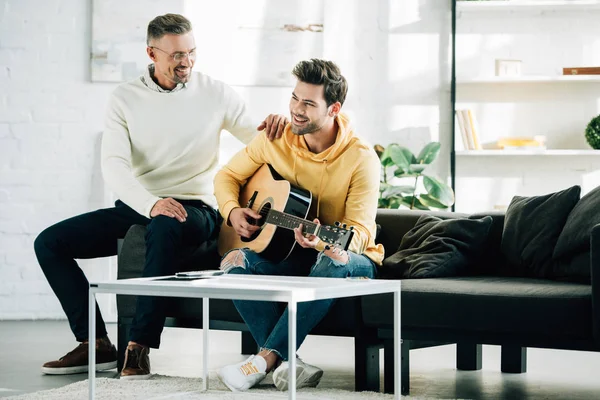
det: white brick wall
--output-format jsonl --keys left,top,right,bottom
{"left": 0, "top": 0, "right": 451, "bottom": 320}
{"left": 0, "top": 0, "right": 117, "bottom": 320}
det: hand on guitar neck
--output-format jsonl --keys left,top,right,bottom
{"left": 294, "top": 219, "right": 349, "bottom": 264}
{"left": 228, "top": 207, "right": 263, "bottom": 239}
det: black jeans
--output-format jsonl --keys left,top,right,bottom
{"left": 34, "top": 199, "right": 221, "bottom": 348}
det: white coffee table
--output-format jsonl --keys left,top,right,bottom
{"left": 88, "top": 274, "right": 401, "bottom": 400}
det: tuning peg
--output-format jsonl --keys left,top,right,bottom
{"left": 342, "top": 223, "right": 347, "bottom": 229}
{"left": 350, "top": 226, "right": 354, "bottom": 231}
{"left": 335, "top": 221, "right": 340, "bottom": 227}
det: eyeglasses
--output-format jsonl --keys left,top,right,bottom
{"left": 150, "top": 46, "right": 197, "bottom": 62}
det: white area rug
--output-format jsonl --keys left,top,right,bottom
{"left": 6, "top": 372, "right": 418, "bottom": 400}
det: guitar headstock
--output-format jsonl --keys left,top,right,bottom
{"left": 317, "top": 222, "right": 354, "bottom": 251}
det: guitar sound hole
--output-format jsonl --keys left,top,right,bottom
{"left": 240, "top": 202, "right": 271, "bottom": 243}
{"left": 255, "top": 203, "right": 271, "bottom": 227}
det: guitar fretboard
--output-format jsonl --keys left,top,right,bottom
{"left": 260, "top": 208, "right": 318, "bottom": 235}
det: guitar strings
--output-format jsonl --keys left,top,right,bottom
{"left": 248, "top": 205, "right": 317, "bottom": 232}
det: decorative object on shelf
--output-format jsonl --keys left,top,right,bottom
{"left": 563, "top": 67, "right": 600, "bottom": 75}
{"left": 495, "top": 59, "right": 522, "bottom": 77}
{"left": 374, "top": 142, "right": 455, "bottom": 210}
{"left": 455, "top": 109, "right": 482, "bottom": 150}
{"left": 497, "top": 136, "right": 546, "bottom": 150}
{"left": 585, "top": 114, "right": 600, "bottom": 150}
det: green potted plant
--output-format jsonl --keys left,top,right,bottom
{"left": 374, "top": 142, "right": 455, "bottom": 210}
{"left": 585, "top": 113, "right": 600, "bottom": 150}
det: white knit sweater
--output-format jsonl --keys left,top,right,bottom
{"left": 101, "top": 72, "right": 256, "bottom": 217}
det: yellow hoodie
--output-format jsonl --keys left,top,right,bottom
{"left": 214, "top": 114, "right": 385, "bottom": 265}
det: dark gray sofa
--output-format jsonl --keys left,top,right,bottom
{"left": 116, "top": 209, "right": 599, "bottom": 395}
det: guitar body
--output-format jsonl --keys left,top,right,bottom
{"left": 218, "top": 164, "right": 312, "bottom": 263}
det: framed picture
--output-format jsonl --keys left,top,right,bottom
{"left": 91, "top": 0, "right": 324, "bottom": 86}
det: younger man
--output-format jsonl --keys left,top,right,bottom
{"left": 214, "top": 59, "right": 384, "bottom": 391}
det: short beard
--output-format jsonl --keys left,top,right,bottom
{"left": 172, "top": 72, "right": 189, "bottom": 84}
{"left": 291, "top": 121, "right": 321, "bottom": 136}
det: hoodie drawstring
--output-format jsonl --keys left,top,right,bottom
{"left": 316, "top": 159, "right": 328, "bottom": 219}
{"left": 292, "top": 152, "right": 299, "bottom": 186}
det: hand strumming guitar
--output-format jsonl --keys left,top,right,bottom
{"left": 229, "top": 207, "right": 262, "bottom": 238}
{"left": 294, "top": 219, "right": 349, "bottom": 264}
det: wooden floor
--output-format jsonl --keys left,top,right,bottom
{"left": 2, "top": 320, "right": 600, "bottom": 399}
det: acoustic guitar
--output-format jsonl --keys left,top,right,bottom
{"left": 218, "top": 164, "right": 354, "bottom": 263}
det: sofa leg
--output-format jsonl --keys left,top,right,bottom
{"left": 241, "top": 330, "right": 258, "bottom": 355}
{"left": 456, "top": 342, "right": 482, "bottom": 371}
{"left": 384, "top": 339, "right": 409, "bottom": 395}
{"left": 117, "top": 318, "right": 132, "bottom": 372}
{"left": 354, "top": 337, "right": 380, "bottom": 392}
{"left": 501, "top": 345, "right": 527, "bottom": 373}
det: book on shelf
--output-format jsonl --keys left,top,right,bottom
{"left": 563, "top": 67, "right": 600, "bottom": 75}
{"left": 455, "top": 108, "right": 481, "bottom": 150}
{"left": 496, "top": 137, "right": 546, "bottom": 151}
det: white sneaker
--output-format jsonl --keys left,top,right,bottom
{"left": 273, "top": 357, "right": 323, "bottom": 391}
{"left": 217, "top": 355, "right": 267, "bottom": 392}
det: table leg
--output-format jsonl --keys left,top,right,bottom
{"left": 203, "top": 297, "right": 209, "bottom": 391}
{"left": 394, "top": 288, "right": 401, "bottom": 400}
{"left": 88, "top": 289, "right": 96, "bottom": 400}
{"left": 288, "top": 300, "right": 297, "bottom": 400}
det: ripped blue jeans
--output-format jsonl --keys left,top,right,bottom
{"left": 220, "top": 248, "right": 377, "bottom": 361}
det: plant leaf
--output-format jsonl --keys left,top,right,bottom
{"left": 423, "top": 176, "right": 455, "bottom": 207}
{"left": 378, "top": 197, "right": 390, "bottom": 208}
{"left": 416, "top": 142, "right": 441, "bottom": 164}
{"left": 388, "top": 144, "right": 410, "bottom": 171}
{"left": 393, "top": 169, "right": 419, "bottom": 178}
{"left": 419, "top": 194, "right": 450, "bottom": 209}
{"left": 379, "top": 182, "right": 391, "bottom": 193}
{"left": 400, "top": 196, "right": 429, "bottom": 210}
{"left": 408, "top": 164, "right": 427, "bottom": 174}
{"left": 380, "top": 146, "right": 395, "bottom": 167}
{"left": 399, "top": 147, "right": 417, "bottom": 165}
{"left": 389, "top": 198, "right": 402, "bottom": 209}
{"left": 382, "top": 185, "right": 415, "bottom": 197}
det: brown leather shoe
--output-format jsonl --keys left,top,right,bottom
{"left": 42, "top": 336, "right": 117, "bottom": 375}
{"left": 120, "top": 343, "right": 151, "bottom": 380}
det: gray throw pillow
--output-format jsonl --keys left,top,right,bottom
{"left": 553, "top": 185, "right": 600, "bottom": 260}
{"left": 501, "top": 185, "right": 581, "bottom": 278}
{"left": 381, "top": 215, "right": 493, "bottom": 279}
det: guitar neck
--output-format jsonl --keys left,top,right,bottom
{"left": 265, "top": 209, "right": 319, "bottom": 235}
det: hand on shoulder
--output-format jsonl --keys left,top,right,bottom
{"left": 257, "top": 114, "right": 289, "bottom": 141}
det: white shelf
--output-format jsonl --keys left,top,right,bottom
{"left": 456, "top": 149, "right": 600, "bottom": 156}
{"left": 457, "top": 75, "right": 600, "bottom": 84}
{"left": 457, "top": 0, "right": 600, "bottom": 12}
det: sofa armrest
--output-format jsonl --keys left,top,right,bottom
{"left": 591, "top": 223, "right": 600, "bottom": 340}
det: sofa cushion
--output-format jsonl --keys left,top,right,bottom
{"left": 551, "top": 186, "right": 600, "bottom": 282}
{"left": 362, "top": 277, "right": 592, "bottom": 340}
{"left": 501, "top": 186, "right": 581, "bottom": 278}
{"left": 380, "top": 215, "right": 493, "bottom": 278}
{"left": 468, "top": 212, "right": 507, "bottom": 275}
{"left": 374, "top": 209, "right": 466, "bottom": 257}
{"left": 554, "top": 186, "right": 600, "bottom": 260}
{"left": 552, "top": 251, "right": 591, "bottom": 283}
